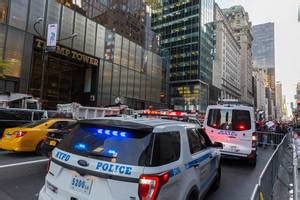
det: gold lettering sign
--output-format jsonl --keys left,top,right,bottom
{"left": 35, "top": 38, "right": 99, "bottom": 67}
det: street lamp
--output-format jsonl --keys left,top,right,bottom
{"left": 33, "top": 18, "right": 77, "bottom": 107}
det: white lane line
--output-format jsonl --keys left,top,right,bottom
{"left": 0, "top": 159, "right": 49, "bottom": 169}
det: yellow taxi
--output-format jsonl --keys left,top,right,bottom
{"left": 0, "top": 118, "right": 76, "bottom": 154}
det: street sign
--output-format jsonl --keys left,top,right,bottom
{"left": 46, "top": 24, "right": 57, "bottom": 52}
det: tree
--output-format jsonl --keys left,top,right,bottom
{"left": 144, "top": 0, "right": 161, "bottom": 9}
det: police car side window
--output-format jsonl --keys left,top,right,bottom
{"left": 151, "top": 132, "right": 180, "bottom": 166}
{"left": 187, "top": 128, "right": 206, "bottom": 154}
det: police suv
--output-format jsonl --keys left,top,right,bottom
{"left": 39, "top": 118, "right": 222, "bottom": 200}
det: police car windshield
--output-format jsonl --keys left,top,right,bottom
{"left": 57, "top": 121, "right": 153, "bottom": 166}
{"left": 207, "top": 109, "right": 251, "bottom": 131}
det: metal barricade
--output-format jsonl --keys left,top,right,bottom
{"left": 257, "top": 131, "right": 285, "bottom": 148}
{"left": 250, "top": 133, "right": 295, "bottom": 200}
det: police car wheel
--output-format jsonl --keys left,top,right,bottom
{"left": 186, "top": 186, "right": 199, "bottom": 200}
{"left": 248, "top": 156, "right": 257, "bottom": 167}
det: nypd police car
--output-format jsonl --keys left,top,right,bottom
{"left": 39, "top": 118, "right": 222, "bottom": 200}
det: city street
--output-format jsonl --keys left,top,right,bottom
{"left": 0, "top": 148, "right": 274, "bottom": 200}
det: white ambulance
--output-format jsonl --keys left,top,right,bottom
{"left": 203, "top": 102, "right": 257, "bottom": 166}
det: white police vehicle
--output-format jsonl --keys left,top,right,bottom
{"left": 39, "top": 118, "right": 222, "bottom": 200}
{"left": 204, "top": 103, "right": 257, "bottom": 166}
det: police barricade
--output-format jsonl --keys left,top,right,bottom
{"left": 257, "top": 131, "right": 285, "bottom": 148}
{"left": 250, "top": 133, "right": 295, "bottom": 200}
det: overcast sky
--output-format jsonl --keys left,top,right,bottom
{"left": 216, "top": 0, "right": 300, "bottom": 116}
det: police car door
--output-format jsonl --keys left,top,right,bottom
{"left": 186, "top": 128, "right": 215, "bottom": 194}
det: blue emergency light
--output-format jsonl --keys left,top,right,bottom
{"left": 74, "top": 143, "right": 88, "bottom": 151}
{"left": 96, "top": 128, "right": 127, "bottom": 138}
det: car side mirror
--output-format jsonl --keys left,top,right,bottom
{"left": 212, "top": 142, "right": 223, "bottom": 149}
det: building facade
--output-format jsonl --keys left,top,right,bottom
{"left": 275, "top": 81, "right": 283, "bottom": 120}
{"left": 253, "top": 68, "right": 267, "bottom": 114}
{"left": 223, "top": 6, "right": 253, "bottom": 105}
{"left": 213, "top": 3, "right": 241, "bottom": 100}
{"left": 152, "top": 0, "right": 215, "bottom": 112}
{"left": 0, "top": 0, "right": 165, "bottom": 110}
{"left": 252, "top": 23, "right": 276, "bottom": 119}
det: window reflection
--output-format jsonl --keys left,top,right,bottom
{"left": 60, "top": 6, "right": 74, "bottom": 47}
{"left": 0, "top": 24, "right": 5, "bottom": 58}
{"left": 0, "top": 0, "right": 8, "bottom": 24}
{"left": 4, "top": 27, "right": 24, "bottom": 78}
{"left": 9, "top": 0, "right": 29, "bottom": 30}
{"left": 28, "top": 0, "right": 46, "bottom": 35}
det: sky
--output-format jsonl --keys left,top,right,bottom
{"left": 216, "top": 0, "right": 300, "bottom": 116}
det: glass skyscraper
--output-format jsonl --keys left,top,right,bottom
{"left": 152, "top": 0, "right": 215, "bottom": 112}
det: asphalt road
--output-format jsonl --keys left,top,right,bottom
{"left": 0, "top": 148, "right": 274, "bottom": 200}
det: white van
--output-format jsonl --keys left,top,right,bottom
{"left": 203, "top": 104, "right": 257, "bottom": 166}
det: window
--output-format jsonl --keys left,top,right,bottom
{"left": 58, "top": 122, "right": 153, "bottom": 166}
{"left": 151, "top": 132, "right": 180, "bottom": 166}
{"left": 85, "top": 19, "right": 96, "bottom": 55}
{"left": 207, "top": 109, "right": 251, "bottom": 131}
{"left": 60, "top": 6, "right": 74, "bottom": 47}
{"left": 95, "top": 25, "right": 105, "bottom": 58}
{"left": 0, "top": 24, "right": 5, "bottom": 59}
{"left": 4, "top": 27, "right": 25, "bottom": 78}
{"left": 27, "top": 0, "right": 46, "bottom": 35}
{"left": 49, "top": 121, "right": 69, "bottom": 129}
{"left": 73, "top": 13, "right": 86, "bottom": 51}
{"left": 187, "top": 128, "right": 206, "bottom": 154}
{"left": 9, "top": 0, "right": 29, "bottom": 30}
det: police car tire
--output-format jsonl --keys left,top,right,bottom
{"left": 186, "top": 186, "right": 199, "bottom": 200}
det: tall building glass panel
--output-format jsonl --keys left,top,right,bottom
{"left": 60, "top": 6, "right": 74, "bottom": 47}
{"left": 120, "top": 67, "right": 128, "bottom": 96}
{"left": 140, "top": 74, "right": 146, "bottom": 100}
{"left": 112, "top": 64, "right": 120, "bottom": 96}
{"left": 95, "top": 24, "right": 105, "bottom": 59}
{"left": 121, "top": 38, "right": 129, "bottom": 67}
{"left": 0, "top": 24, "right": 5, "bottom": 58}
{"left": 134, "top": 71, "right": 140, "bottom": 99}
{"left": 4, "top": 27, "right": 25, "bottom": 78}
{"left": 46, "top": 0, "right": 61, "bottom": 36}
{"left": 113, "top": 34, "right": 122, "bottom": 65}
{"left": 27, "top": 0, "right": 46, "bottom": 35}
{"left": 129, "top": 41, "right": 136, "bottom": 69}
{"left": 73, "top": 13, "right": 86, "bottom": 51}
{"left": 127, "top": 69, "right": 134, "bottom": 98}
{"left": 135, "top": 45, "right": 142, "bottom": 72}
{"left": 102, "top": 61, "right": 112, "bottom": 95}
{"left": 9, "top": 0, "right": 29, "bottom": 30}
{"left": 85, "top": 19, "right": 96, "bottom": 55}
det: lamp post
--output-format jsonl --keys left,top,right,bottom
{"left": 33, "top": 18, "right": 77, "bottom": 107}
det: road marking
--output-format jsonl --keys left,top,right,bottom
{"left": 0, "top": 159, "right": 49, "bottom": 169}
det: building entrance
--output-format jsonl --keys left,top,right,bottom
{"left": 29, "top": 49, "right": 98, "bottom": 110}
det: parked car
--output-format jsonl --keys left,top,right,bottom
{"left": 0, "top": 108, "right": 46, "bottom": 138}
{"left": 0, "top": 118, "right": 76, "bottom": 154}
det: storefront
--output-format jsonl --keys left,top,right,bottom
{"left": 0, "top": 0, "right": 166, "bottom": 110}
{"left": 28, "top": 38, "right": 99, "bottom": 109}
